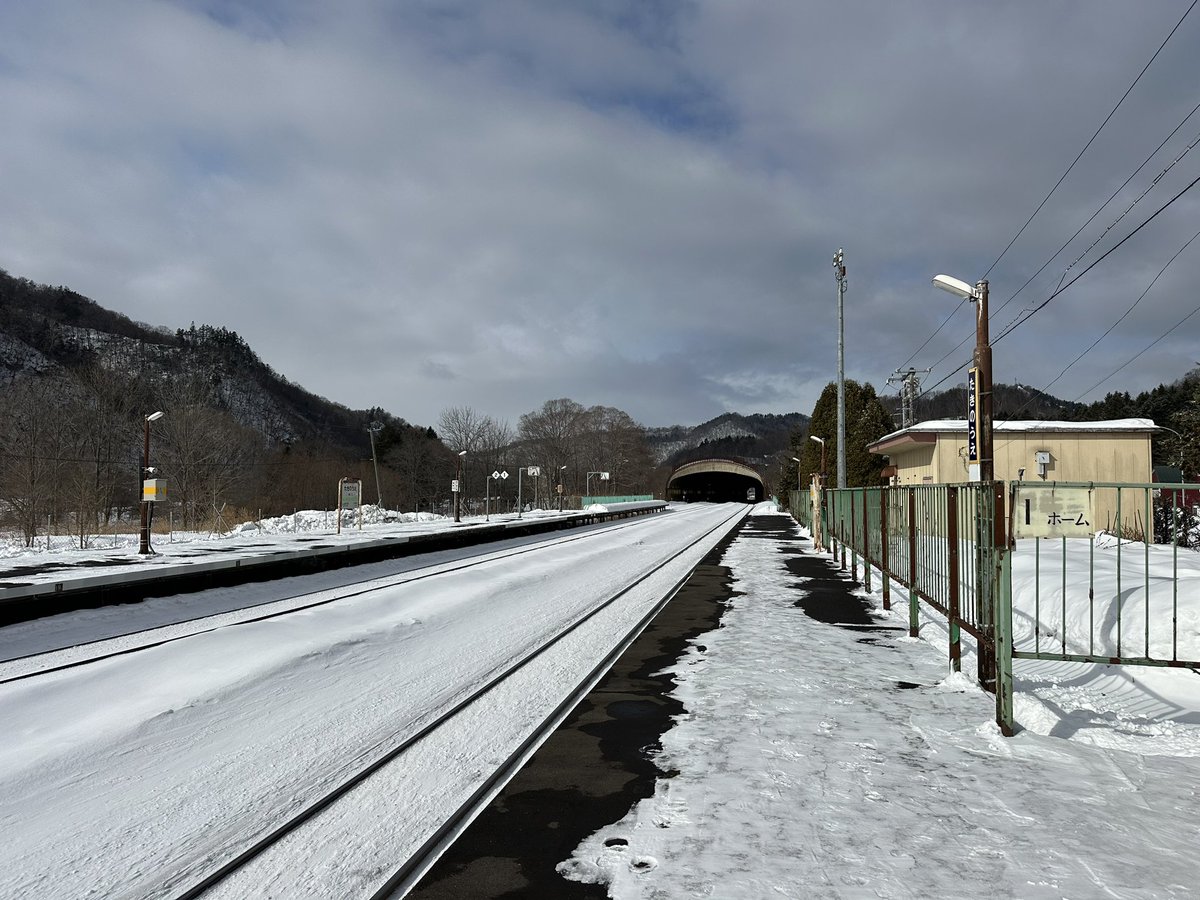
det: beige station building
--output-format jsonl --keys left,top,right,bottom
{"left": 867, "top": 418, "right": 1159, "bottom": 535}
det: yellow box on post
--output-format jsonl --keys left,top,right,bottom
{"left": 142, "top": 479, "right": 168, "bottom": 502}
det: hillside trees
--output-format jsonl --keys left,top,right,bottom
{"left": 0, "top": 377, "right": 71, "bottom": 545}
{"left": 152, "top": 377, "right": 263, "bottom": 529}
{"left": 778, "top": 380, "right": 893, "bottom": 497}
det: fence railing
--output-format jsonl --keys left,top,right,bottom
{"left": 1008, "top": 482, "right": 1200, "bottom": 670}
{"left": 787, "top": 480, "right": 1200, "bottom": 736}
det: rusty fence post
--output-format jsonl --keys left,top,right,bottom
{"left": 908, "top": 487, "right": 918, "bottom": 638}
{"left": 862, "top": 489, "right": 872, "bottom": 592}
{"left": 947, "top": 486, "right": 962, "bottom": 673}
{"left": 880, "top": 488, "right": 890, "bottom": 610}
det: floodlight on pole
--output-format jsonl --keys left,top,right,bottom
{"left": 931, "top": 273, "right": 992, "bottom": 483}
{"left": 932, "top": 270, "right": 1002, "bottom": 703}
{"left": 931, "top": 274, "right": 978, "bottom": 300}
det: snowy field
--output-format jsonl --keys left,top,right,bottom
{"left": 0, "top": 502, "right": 741, "bottom": 899}
{"left": 561, "top": 503, "right": 1200, "bottom": 898}
{"left": 4, "top": 501, "right": 1199, "bottom": 898}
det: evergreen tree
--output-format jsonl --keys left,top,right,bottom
{"left": 779, "top": 380, "right": 894, "bottom": 495}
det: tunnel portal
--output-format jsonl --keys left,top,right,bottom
{"left": 666, "top": 459, "right": 765, "bottom": 504}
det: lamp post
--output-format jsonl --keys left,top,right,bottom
{"left": 1156, "top": 425, "right": 1186, "bottom": 470}
{"left": 810, "top": 435, "right": 827, "bottom": 480}
{"left": 932, "top": 274, "right": 992, "bottom": 482}
{"left": 558, "top": 465, "right": 567, "bottom": 512}
{"left": 453, "top": 450, "right": 467, "bottom": 522}
{"left": 139, "top": 411, "right": 164, "bottom": 555}
{"left": 933, "top": 273, "right": 1002, "bottom": 703}
{"left": 790, "top": 456, "right": 801, "bottom": 489}
{"left": 834, "top": 248, "right": 847, "bottom": 489}
{"left": 367, "top": 421, "right": 384, "bottom": 507}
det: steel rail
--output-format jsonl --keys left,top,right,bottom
{"left": 167, "top": 504, "right": 748, "bottom": 900}
{"left": 0, "top": 513, "right": 667, "bottom": 686}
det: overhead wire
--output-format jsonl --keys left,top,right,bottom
{"left": 988, "top": 224, "right": 1200, "bottom": 458}
{"left": 981, "top": 0, "right": 1198, "bottom": 279}
{"left": 1071, "top": 300, "right": 1200, "bottom": 403}
{"left": 908, "top": 168, "right": 1200, "bottom": 414}
{"left": 988, "top": 97, "right": 1200, "bottom": 332}
{"left": 994, "top": 170, "right": 1200, "bottom": 344}
{"left": 885, "top": 6, "right": 1199, "bottom": 391}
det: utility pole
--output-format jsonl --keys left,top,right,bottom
{"left": 887, "top": 368, "right": 930, "bottom": 429}
{"left": 833, "top": 248, "right": 847, "bottom": 489}
{"left": 367, "top": 421, "right": 384, "bottom": 507}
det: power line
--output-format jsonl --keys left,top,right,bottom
{"left": 913, "top": 173, "right": 1200, "bottom": 424}
{"left": 987, "top": 225, "right": 1200, "bottom": 458}
{"left": 1039, "top": 225, "right": 1200, "bottom": 397}
{"left": 995, "top": 170, "right": 1200, "bottom": 344}
{"left": 982, "top": 0, "right": 1198, "bottom": 279}
{"left": 988, "top": 97, "right": 1200, "bottom": 332}
{"left": 1075, "top": 301, "right": 1200, "bottom": 403}
{"left": 887, "top": 90, "right": 1200, "bottom": 389}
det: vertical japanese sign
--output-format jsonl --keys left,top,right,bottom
{"left": 966, "top": 366, "right": 979, "bottom": 464}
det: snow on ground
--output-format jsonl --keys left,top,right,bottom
{"left": 0, "top": 503, "right": 740, "bottom": 899}
{"left": 561, "top": 502, "right": 1200, "bottom": 898}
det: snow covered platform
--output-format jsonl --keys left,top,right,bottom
{"left": 0, "top": 503, "right": 666, "bottom": 624}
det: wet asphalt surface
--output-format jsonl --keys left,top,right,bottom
{"left": 407, "top": 513, "right": 898, "bottom": 898}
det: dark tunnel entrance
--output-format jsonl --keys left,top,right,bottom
{"left": 666, "top": 459, "right": 765, "bottom": 504}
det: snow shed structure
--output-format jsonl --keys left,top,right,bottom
{"left": 667, "top": 459, "right": 764, "bottom": 503}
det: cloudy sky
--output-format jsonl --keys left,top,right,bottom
{"left": 2, "top": 1, "right": 1198, "bottom": 429}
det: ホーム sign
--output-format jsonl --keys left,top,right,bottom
{"left": 1013, "top": 485, "right": 1093, "bottom": 539}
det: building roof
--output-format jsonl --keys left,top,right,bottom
{"left": 868, "top": 418, "right": 1157, "bottom": 456}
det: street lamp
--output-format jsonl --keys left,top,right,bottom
{"left": 558, "top": 465, "right": 567, "bottom": 512}
{"left": 809, "top": 435, "right": 827, "bottom": 480}
{"left": 139, "top": 411, "right": 164, "bottom": 555}
{"left": 1156, "top": 425, "right": 1186, "bottom": 470}
{"left": 932, "top": 273, "right": 993, "bottom": 482}
{"left": 454, "top": 450, "right": 467, "bottom": 522}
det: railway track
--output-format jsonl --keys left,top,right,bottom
{"left": 0, "top": 514, "right": 665, "bottom": 686}
{"left": 159, "top": 503, "right": 749, "bottom": 900}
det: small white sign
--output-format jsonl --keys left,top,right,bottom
{"left": 500, "top": 470, "right": 509, "bottom": 479}
{"left": 451, "top": 479, "right": 460, "bottom": 493}
{"left": 527, "top": 466, "right": 541, "bottom": 477}
{"left": 340, "top": 480, "right": 362, "bottom": 509}
{"left": 492, "top": 470, "right": 501, "bottom": 480}
{"left": 1013, "top": 486, "right": 1094, "bottom": 539}
{"left": 600, "top": 471, "right": 610, "bottom": 480}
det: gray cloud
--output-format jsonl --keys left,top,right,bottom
{"left": 2, "top": 0, "right": 1197, "bottom": 430}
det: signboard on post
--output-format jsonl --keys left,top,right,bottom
{"left": 337, "top": 477, "right": 363, "bottom": 534}
{"left": 1013, "top": 485, "right": 1094, "bottom": 539}
{"left": 966, "top": 367, "right": 980, "bottom": 482}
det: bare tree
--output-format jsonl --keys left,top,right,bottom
{"left": 153, "top": 378, "right": 261, "bottom": 530}
{"left": 0, "top": 376, "right": 72, "bottom": 546}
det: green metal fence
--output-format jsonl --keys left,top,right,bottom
{"left": 789, "top": 483, "right": 1014, "bottom": 735}
{"left": 787, "top": 480, "right": 1200, "bottom": 736}
{"left": 1009, "top": 482, "right": 1200, "bottom": 671}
